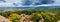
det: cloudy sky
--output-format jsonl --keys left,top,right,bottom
{"left": 54, "top": 0, "right": 60, "bottom": 4}
{"left": 5, "top": 0, "right": 60, "bottom": 4}
{"left": 0, "top": 0, "right": 60, "bottom": 7}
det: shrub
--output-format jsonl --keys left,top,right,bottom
{"left": 8, "top": 13, "right": 21, "bottom": 22}
{"left": 31, "top": 13, "right": 41, "bottom": 22}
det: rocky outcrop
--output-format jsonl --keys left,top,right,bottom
{"left": 57, "top": 20, "right": 60, "bottom": 22}
{"left": 0, "top": 15, "right": 11, "bottom": 22}
{"left": 39, "top": 16, "right": 44, "bottom": 22}
{"left": 18, "top": 14, "right": 44, "bottom": 22}
{"left": 18, "top": 14, "right": 34, "bottom": 22}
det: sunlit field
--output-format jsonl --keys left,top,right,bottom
{"left": 0, "top": 6, "right": 60, "bottom": 22}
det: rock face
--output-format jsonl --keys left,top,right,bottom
{"left": 18, "top": 14, "right": 34, "bottom": 22}
{"left": 23, "top": 15, "right": 34, "bottom": 22}
{"left": 19, "top": 14, "right": 44, "bottom": 22}
{"left": 39, "top": 16, "right": 44, "bottom": 22}
{"left": 57, "top": 20, "right": 60, "bottom": 22}
{"left": 39, "top": 18, "right": 44, "bottom": 22}
{"left": 0, "top": 15, "right": 11, "bottom": 22}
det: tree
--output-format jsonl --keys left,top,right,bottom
{"left": 2, "top": 11, "right": 13, "bottom": 18}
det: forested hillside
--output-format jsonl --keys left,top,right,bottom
{"left": 0, "top": 7, "right": 60, "bottom": 22}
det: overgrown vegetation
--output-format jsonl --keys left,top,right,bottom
{"left": 31, "top": 13, "right": 41, "bottom": 22}
{"left": 0, "top": 8, "right": 60, "bottom": 22}
{"left": 8, "top": 13, "right": 21, "bottom": 22}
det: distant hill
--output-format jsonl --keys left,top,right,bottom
{"left": 0, "top": 6, "right": 60, "bottom": 11}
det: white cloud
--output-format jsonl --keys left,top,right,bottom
{"left": 54, "top": 0, "right": 60, "bottom": 4}
{"left": 0, "top": 0, "right": 60, "bottom": 7}
{"left": 0, "top": 0, "right": 23, "bottom": 7}
{"left": 0, "top": 2, "right": 15, "bottom": 7}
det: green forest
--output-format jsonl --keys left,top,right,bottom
{"left": 0, "top": 8, "right": 60, "bottom": 22}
